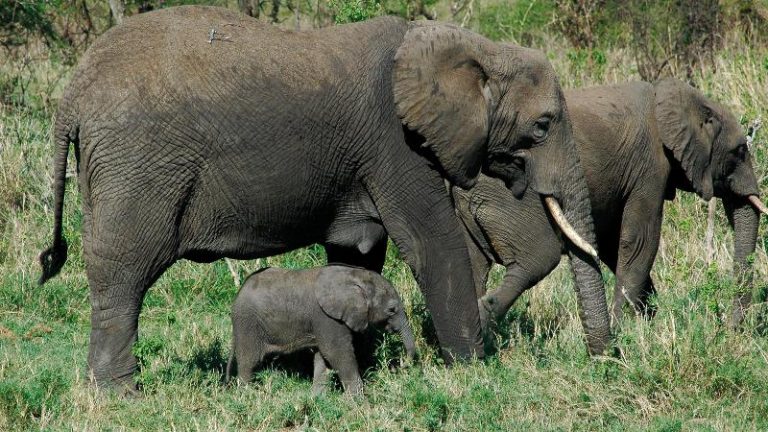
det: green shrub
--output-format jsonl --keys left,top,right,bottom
{"left": 328, "top": 0, "right": 382, "bottom": 23}
{"left": 477, "top": 0, "right": 555, "bottom": 43}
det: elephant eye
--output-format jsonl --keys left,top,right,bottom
{"left": 386, "top": 305, "right": 398, "bottom": 316}
{"left": 533, "top": 118, "right": 550, "bottom": 140}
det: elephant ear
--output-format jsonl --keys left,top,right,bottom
{"left": 654, "top": 79, "right": 717, "bottom": 201}
{"left": 393, "top": 22, "right": 495, "bottom": 189}
{"left": 315, "top": 277, "right": 370, "bottom": 333}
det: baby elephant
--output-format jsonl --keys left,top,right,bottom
{"left": 226, "top": 265, "right": 417, "bottom": 396}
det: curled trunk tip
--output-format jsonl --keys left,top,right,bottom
{"left": 395, "top": 311, "right": 418, "bottom": 360}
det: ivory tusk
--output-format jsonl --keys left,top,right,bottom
{"left": 544, "top": 196, "right": 599, "bottom": 258}
{"left": 748, "top": 195, "right": 768, "bottom": 215}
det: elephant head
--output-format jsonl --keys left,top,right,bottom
{"left": 316, "top": 269, "right": 417, "bottom": 359}
{"left": 393, "top": 22, "right": 610, "bottom": 354}
{"left": 655, "top": 78, "right": 766, "bottom": 326}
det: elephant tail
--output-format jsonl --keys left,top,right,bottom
{"left": 225, "top": 346, "right": 236, "bottom": 382}
{"left": 38, "top": 114, "right": 76, "bottom": 285}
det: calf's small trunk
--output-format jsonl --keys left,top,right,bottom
{"left": 393, "top": 310, "right": 417, "bottom": 360}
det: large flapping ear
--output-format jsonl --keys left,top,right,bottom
{"left": 654, "top": 78, "right": 716, "bottom": 200}
{"left": 315, "top": 277, "right": 370, "bottom": 333}
{"left": 393, "top": 21, "right": 496, "bottom": 189}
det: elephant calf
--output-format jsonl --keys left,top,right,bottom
{"left": 226, "top": 265, "right": 416, "bottom": 396}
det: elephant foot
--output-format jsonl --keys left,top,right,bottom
{"left": 87, "top": 356, "right": 140, "bottom": 397}
{"left": 88, "top": 374, "right": 141, "bottom": 399}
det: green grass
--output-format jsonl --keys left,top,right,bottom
{"left": 2, "top": 3, "right": 768, "bottom": 430}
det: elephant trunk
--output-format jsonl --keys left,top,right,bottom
{"left": 723, "top": 196, "right": 760, "bottom": 328}
{"left": 392, "top": 310, "right": 417, "bottom": 360}
{"left": 551, "top": 144, "right": 610, "bottom": 356}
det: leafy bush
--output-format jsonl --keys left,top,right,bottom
{"left": 328, "top": 0, "right": 382, "bottom": 23}
{"left": 0, "top": 1, "right": 62, "bottom": 48}
{"left": 477, "top": 0, "right": 555, "bottom": 44}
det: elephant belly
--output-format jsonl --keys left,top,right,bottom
{"left": 178, "top": 169, "right": 342, "bottom": 262}
{"left": 177, "top": 165, "right": 382, "bottom": 263}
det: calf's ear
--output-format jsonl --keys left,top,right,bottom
{"left": 316, "top": 282, "right": 370, "bottom": 333}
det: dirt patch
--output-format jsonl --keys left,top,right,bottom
{"left": 0, "top": 325, "right": 17, "bottom": 340}
{"left": 24, "top": 324, "right": 53, "bottom": 339}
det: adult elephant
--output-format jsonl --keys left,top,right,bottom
{"left": 38, "top": 6, "right": 610, "bottom": 388}
{"left": 456, "top": 79, "right": 765, "bottom": 330}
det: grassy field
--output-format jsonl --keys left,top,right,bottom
{"left": 2, "top": 2, "right": 768, "bottom": 430}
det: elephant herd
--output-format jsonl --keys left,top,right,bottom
{"left": 35, "top": 6, "right": 764, "bottom": 392}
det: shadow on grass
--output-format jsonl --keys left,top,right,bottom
{"left": 187, "top": 338, "right": 229, "bottom": 377}
{"left": 222, "top": 328, "right": 412, "bottom": 392}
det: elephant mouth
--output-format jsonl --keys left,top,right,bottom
{"left": 482, "top": 151, "right": 528, "bottom": 197}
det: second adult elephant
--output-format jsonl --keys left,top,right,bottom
{"left": 456, "top": 79, "right": 765, "bottom": 328}
{"left": 38, "top": 7, "right": 609, "bottom": 387}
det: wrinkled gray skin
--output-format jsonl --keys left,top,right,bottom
{"left": 455, "top": 79, "right": 763, "bottom": 329}
{"left": 38, "top": 6, "right": 609, "bottom": 388}
{"left": 225, "top": 266, "right": 416, "bottom": 396}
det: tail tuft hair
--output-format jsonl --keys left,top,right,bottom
{"left": 38, "top": 239, "right": 68, "bottom": 285}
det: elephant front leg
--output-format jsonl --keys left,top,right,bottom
{"left": 612, "top": 199, "right": 663, "bottom": 326}
{"left": 367, "top": 169, "right": 484, "bottom": 363}
{"left": 317, "top": 326, "right": 363, "bottom": 397}
{"left": 480, "top": 254, "right": 560, "bottom": 352}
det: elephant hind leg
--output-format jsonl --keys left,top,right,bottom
{"left": 83, "top": 200, "right": 180, "bottom": 389}
{"left": 233, "top": 346, "right": 266, "bottom": 384}
{"left": 311, "top": 352, "right": 331, "bottom": 395}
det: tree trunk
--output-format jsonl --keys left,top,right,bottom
{"left": 295, "top": 0, "right": 300, "bottom": 31}
{"left": 238, "top": 0, "right": 254, "bottom": 17}
{"left": 109, "top": 0, "right": 126, "bottom": 25}
{"left": 270, "top": 0, "right": 280, "bottom": 23}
